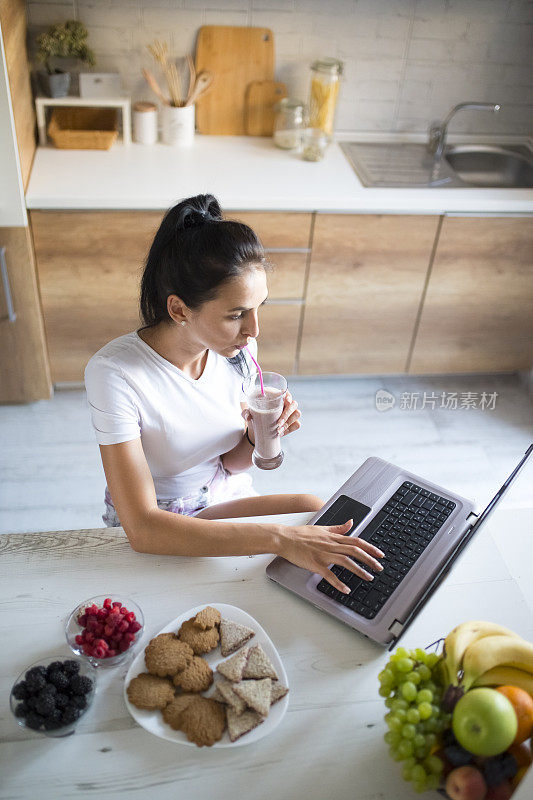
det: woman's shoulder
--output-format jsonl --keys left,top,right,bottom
{"left": 84, "top": 332, "right": 141, "bottom": 383}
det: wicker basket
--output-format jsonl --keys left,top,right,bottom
{"left": 47, "top": 107, "right": 119, "bottom": 150}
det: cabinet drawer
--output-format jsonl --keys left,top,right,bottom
{"left": 257, "top": 304, "right": 301, "bottom": 376}
{"left": 230, "top": 211, "right": 312, "bottom": 249}
{"left": 267, "top": 252, "right": 307, "bottom": 299}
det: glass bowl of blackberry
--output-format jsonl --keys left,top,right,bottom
{"left": 10, "top": 655, "right": 96, "bottom": 737}
{"left": 65, "top": 595, "right": 144, "bottom": 668}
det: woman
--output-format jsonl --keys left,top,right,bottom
{"left": 84, "top": 194, "right": 384, "bottom": 593}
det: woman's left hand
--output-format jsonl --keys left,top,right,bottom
{"left": 277, "top": 391, "right": 301, "bottom": 437}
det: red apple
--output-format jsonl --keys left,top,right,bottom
{"left": 445, "top": 765, "right": 487, "bottom": 800}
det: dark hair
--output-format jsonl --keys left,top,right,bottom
{"left": 139, "top": 194, "right": 269, "bottom": 376}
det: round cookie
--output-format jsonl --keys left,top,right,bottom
{"left": 162, "top": 693, "right": 197, "bottom": 731}
{"left": 178, "top": 618, "right": 219, "bottom": 655}
{"left": 173, "top": 656, "right": 213, "bottom": 693}
{"left": 126, "top": 672, "right": 175, "bottom": 710}
{"left": 145, "top": 633, "right": 194, "bottom": 677}
{"left": 193, "top": 606, "right": 221, "bottom": 631}
{"left": 179, "top": 696, "right": 226, "bottom": 747}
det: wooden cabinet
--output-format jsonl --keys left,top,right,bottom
{"left": 31, "top": 210, "right": 310, "bottom": 382}
{"left": 298, "top": 214, "right": 440, "bottom": 375}
{"left": 409, "top": 216, "right": 533, "bottom": 374}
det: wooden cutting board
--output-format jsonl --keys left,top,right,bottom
{"left": 195, "top": 26, "right": 274, "bottom": 135}
{"left": 245, "top": 80, "right": 287, "bottom": 136}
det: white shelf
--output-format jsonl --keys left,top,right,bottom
{"left": 35, "top": 95, "right": 131, "bottom": 146}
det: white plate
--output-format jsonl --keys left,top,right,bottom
{"left": 123, "top": 603, "right": 289, "bottom": 747}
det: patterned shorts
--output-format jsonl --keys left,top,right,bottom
{"left": 102, "top": 462, "right": 258, "bottom": 527}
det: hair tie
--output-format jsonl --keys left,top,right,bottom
{"left": 182, "top": 209, "right": 208, "bottom": 230}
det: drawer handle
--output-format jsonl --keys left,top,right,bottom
{"left": 0, "top": 247, "right": 17, "bottom": 323}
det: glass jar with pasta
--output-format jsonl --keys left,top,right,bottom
{"left": 308, "top": 58, "right": 343, "bottom": 140}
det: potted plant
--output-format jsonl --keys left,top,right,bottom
{"left": 36, "top": 20, "right": 96, "bottom": 98}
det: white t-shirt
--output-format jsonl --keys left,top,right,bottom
{"left": 84, "top": 332, "right": 257, "bottom": 499}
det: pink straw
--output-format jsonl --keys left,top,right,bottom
{"left": 245, "top": 346, "right": 265, "bottom": 396}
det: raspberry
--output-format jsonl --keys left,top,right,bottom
{"left": 124, "top": 611, "right": 135, "bottom": 623}
{"left": 12, "top": 681, "right": 28, "bottom": 700}
{"left": 123, "top": 632, "right": 135, "bottom": 644}
{"left": 103, "top": 597, "right": 113, "bottom": 610}
{"left": 129, "top": 621, "right": 141, "bottom": 633}
{"left": 118, "top": 639, "right": 130, "bottom": 653}
{"left": 118, "top": 620, "right": 129, "bottom": 633}
{"left": 107, "top": 649, "right": 116, "bottom": 657}
{"left": 77, "top": 613, "right": 87, "bottom": 626}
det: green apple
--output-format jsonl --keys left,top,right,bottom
{"left": 452, "top": 687, "right": 517, "bottom": 757}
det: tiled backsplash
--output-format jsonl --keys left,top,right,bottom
{"left": 27, "top": 0, "right": 533, "bottom": 135}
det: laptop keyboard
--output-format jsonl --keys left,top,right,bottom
{"left": 316, "top": 481, "right": 456, "bottom": 619}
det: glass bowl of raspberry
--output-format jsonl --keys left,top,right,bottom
{"left": 65, "top": 595, "right": 144, "bottom": 668}
{"left": 10, "top": 655, "right": 96, "bottom": 737}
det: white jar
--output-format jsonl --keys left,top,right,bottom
{"left": 133, "top": 101, "right": 158, "bottom": 145}
{"left": 161, "top": 104, "right": 195, "bottom": 146}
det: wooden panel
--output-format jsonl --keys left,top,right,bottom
{"left": 409, "top": 216, "right": 533, "bottom": 374}
{"left": 267, "top": 252, "right": 307, "bottom": 299}
{"left": 0, "top": 226, "right": 51, "bottom": 402}
{"left": 31, "top": 211, "right": 163, "bottom": 383}
{"left": 229, "top": 211, "right": 312, "bottom": 249}
{"left": 257, "top": 304, "right": 301, "bottom": 376}
{"left": 245, "top": 80, "right": 287, "bottom": 136}
{"left": 0, "top": 0, "right": 36, "bottom": 191}
{"left": 195, "top": 26, "right": 274, "bottom": 135}
{"left": 299, "top": 214, "right": 439, "bottom": 375}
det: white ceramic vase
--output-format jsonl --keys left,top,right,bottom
{"left": 161, "top": 104, "right": 195, "bottom": 146}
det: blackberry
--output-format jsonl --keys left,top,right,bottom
{"left": 41, "top": 683, "right": 57, "bottom": 696}
{"left": 55, "top": 692, "right": 70, "bottom": 710}
{"left": 444, "top": 744, "right": 473, "bottom": 767}
{"left": 61, "top": 706, "right": 81, "bottom": 725}
{"left": 26, "top": 665, "right": 47, "bottom": 681}
{"left": 12, "top": 681, "right": 28, "bottom": 701}
{"left": 25, "top": 712, "right": 45, "bottom": 730}
{"left": 483, "top": 754, "right": 518, "bottom": 787}
{"left": 25, "top": 672, "right": 47, "bottom": 694}
{"left": 71, "top": 694, "right": 87, "bottom": 710}
{"left": 34, "top": 693, "right": 57, "bottom": 717}
{"left": 15, "top": 702, "right": 29, "bottom": 718}
{"left": 63, "top": 660, "right": 80, "bottom": 675}
{"left": 46, "top": 661, "right": 65, "bottom": 679}
{"left": 26, "top": 695, "right": 40, "bottom": 711}
{"left": 48, "top": 670, "right": 70, "bottom": 691}
{"left": 43, "top": 709, "right": 63, "bottom": 730}
{"left": 68, "top": 675, "right": 93, "bottom": 696}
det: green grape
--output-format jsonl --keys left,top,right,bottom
{"left": 418, "top": 664, "right": 431, "bottom": 681}
{"left": 397, "top": 657, "right": 415, "bottom": 673}
{"left": 425, "top": 754, "right": 444, "bottom": 775}
{"left": 415, "top": 744, "right": 429, "bottom": 759}
{"left": 402, "top": 762, "right": 414, "bottom": 781}
{"left": 406, "top": 670, "right": 422, "bottom": 685}
{"left": 395, "top": 647, "right": 409, "bottom": 659}
{"left": 390, "top": 698, "right": 408, "bottom": 711}
{"left": 379, "top": 685, "right": 392, "bottom": 697}
{"left": 425, "top": 681, "right": 437, "bottom": 694}
{"left": 384, "top": 730, "right": 401, "bottom": 746}
{"left": 406, "top": 707, "right": 420, "bottom": 724}
{"left": 425, "top": 717, "right": 440, "bottom": 733}
{"left": 417, "top": 701, "right": 432, "bottom": 720}
{"left": 417, "top": 688, "right": 433, "bottom": 704}
{"left": 411, "top": 765, "right": 427, "bottom": 783}
{"left": 395, "top": 708, "right": 407, "bottom": 722}
{"left": 413, "top": 782, "right": 427, "bottom": 795}
{"left": 398, "top": 739, "right": 414, "bottom": 758}
{"left": 425, "top": 733, "right": 437, "bottom": 749}
{"left": 391, "top": 747, "right": 404, "bottom": 762}
{"left": 384, "top": 697, "right": 394, "bottom": 709}
{"left": 386, "top": 714, "right": 403, "bottom": 732}
{"left": 414, "top": 648, "right": 427, "bottom": 662}
{"left": 426, "top": 774, "right": 440, "bottom": 791}
{"left": 413, "top": 732, "right": 426, "bottom": 749}
{"left": 426, "top": 652, "right": 439, "bottom": 668}
{"left": 378, "top": 668, "right": 394, "bottom": 684}
{"left": 401, "top": 681, "right": 417, "bottom": 702}
{"left": 401, "top": 723, "right": 416, "bottom": 740}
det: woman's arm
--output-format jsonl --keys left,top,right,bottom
{"left": 220, "top": 428, "right": 254, "bottom": 473}
{"left": 99, "top": 439, "right": 385, "bottom": 593}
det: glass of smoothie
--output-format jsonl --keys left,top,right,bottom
{"left": 243, "top": 371, "right": 287, "bottom": 470}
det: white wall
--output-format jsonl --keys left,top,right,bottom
{"left": 26, "top": 0, "right": 533, "bottom": 136}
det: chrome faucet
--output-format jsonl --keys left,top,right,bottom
{"left": 427, "top": 102, "right": 501, "bottom": 159}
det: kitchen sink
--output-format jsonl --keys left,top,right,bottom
{"left": 444, "top": 145, "right": 533, "bottom": 188}
{"left": 340, "top": 141, "right": 533, "bottom": 188}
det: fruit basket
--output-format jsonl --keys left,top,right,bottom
{"left": 47, "top": 107, "right": 118, "bottom": 150}
{"left": 379, "top": 622, "right": 533, "bottom": 797}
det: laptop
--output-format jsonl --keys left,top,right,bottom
{"left": 266, "top": 445, "right": 533, "bottom": 650}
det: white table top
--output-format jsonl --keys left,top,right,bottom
{"left": 1, "top": 509, "right": 533, "bottom": 800}
{"left": 25, "top": 134, "right": 533, "bottom": 214}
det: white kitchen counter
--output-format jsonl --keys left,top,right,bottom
{"left": 25, "top": 135, "right": 533, "bottom": 214}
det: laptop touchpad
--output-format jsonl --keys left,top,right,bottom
{"left": 314, "top": 495, "right": 371, "bottom": 533}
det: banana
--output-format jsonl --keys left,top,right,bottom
{"left": 473, "top": 666, "right": 533, "bottom": 698}
{"left": 462, "top": 635, "right": 533, "bottom": 691}
{"left": 443, "top": 620, "right": 520, "bottom": 686}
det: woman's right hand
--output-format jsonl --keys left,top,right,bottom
{"left": 275, "top": 519, "right": 385, "bottom": 594}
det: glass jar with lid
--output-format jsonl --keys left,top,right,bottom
{"left": 273, "top": 98, "right": 306, "bottom": 150}
{"left": 308, "top": 57, "right": 343, "bottom": 140}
